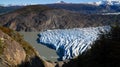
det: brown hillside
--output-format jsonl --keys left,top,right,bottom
{"left": 0, "top": 27, "right": 55, "bottom": 67}
{"left": 0, "top": 5, "right": 119, "bottom": 31}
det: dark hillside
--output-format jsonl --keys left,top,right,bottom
{"left": 0, "top": 6, "right": 22, "bottom": 15}
{"left": 46, "top": 4, "right": 120, "bottom": 14}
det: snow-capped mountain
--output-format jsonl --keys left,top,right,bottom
{"left": 94, "top": 0, "right": 120, "bottom": 6}
{"left": 38, "top": 26, "right": 111, "bottom": 60}
{"left": 56, "top": 1, "right": 67, "bottom": 4}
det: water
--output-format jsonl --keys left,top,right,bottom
{"left": 19, "top": 32, "right": 59, "bottom": 62}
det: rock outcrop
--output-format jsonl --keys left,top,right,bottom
{"left": 0, "top": 27, "right": 55, "bottom": 67}
{"left": 0, "top": 28, "right": 26, "bottom": 67}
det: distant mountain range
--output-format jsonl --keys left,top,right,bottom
{"left": 52, "top": 0, "right": 120, "bottom": 6}
{"left": 94, "top": 0, "right": 120, "bottom": 6}
{"left": 0, "top": 6, "right": 22, "bottom": 15}
{"left": 1, "top": 1, "right": 120, "bottom": 15}
{"left": 46, "top": 3, "right": 120, "bottom": 14}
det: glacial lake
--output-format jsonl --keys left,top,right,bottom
{"left": 19, "top": 32, "right": 59, "bottom": 62}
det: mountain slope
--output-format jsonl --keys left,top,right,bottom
{"left": 46, "top": 4, "right": 120, "bottom": 14}
{"left": 0, "top": 5, "right": 119, "bottom": 31}
{"left": 0, "top": 27, "right": 55, "bottom": 67}
{"left": 0, "top": 6, "right": 22, "bottom": 15}
{"left": 0, "top": 27, "right": 26, "bottom": 66}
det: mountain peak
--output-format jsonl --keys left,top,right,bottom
{"left": 56, "top": 1, "right": 67, "bottom": 4}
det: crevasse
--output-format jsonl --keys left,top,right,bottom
{"left": 38, "top": 26, "right": 111, "bottom": 60}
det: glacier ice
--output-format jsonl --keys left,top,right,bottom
{"left": 38, "top": 26, "right": 111, "bottom": 60}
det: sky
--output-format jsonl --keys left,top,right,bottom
{"left": 0, "top": 0, "right": 100, "bottom": 6}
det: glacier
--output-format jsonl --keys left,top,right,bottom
{"left": 38, "top": 26, "right": 111, "bottom": 60}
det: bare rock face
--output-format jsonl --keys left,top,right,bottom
{"left": 0, "top": 27, "right": 56, "bottom": 67}
{"left": 0, "top": 5, "right": 118, "bottom": 32}
{"left": 0, "top": 30, "right": 26, "bottom": 67}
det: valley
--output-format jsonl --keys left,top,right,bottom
{"left": 0, "top": 0, "right": 120, "bottom": 67}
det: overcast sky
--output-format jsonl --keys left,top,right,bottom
{"left": 0, "top": 0, "right": 101, "bottom": 5}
